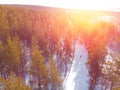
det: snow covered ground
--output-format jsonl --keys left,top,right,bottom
{"left": 63, "top": 43, "right": 89, "bottom": 90}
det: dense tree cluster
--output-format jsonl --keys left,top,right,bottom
{"left": 0, "top": 5, "right": 120, "bottom": 90}
{"left": 0, "top": 5, "right": 74, "bottom": 90}
{"left": 81, "top": 20, "right": 120, "bottom": 90}
{"left": 68, "top": 13, "right": 120, "bottom": 89}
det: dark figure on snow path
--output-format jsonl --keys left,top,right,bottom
{"left": 80, "top": 55, "right": 81, "bottom": 58}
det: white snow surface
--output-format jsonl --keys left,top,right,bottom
{"left": 64, "top": 43, "right": 89, "bottom": 90}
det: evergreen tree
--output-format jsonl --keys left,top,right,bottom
{"left": 49, "top": 57, "right": 62, "bottom": 90}
{"left": 30, "top": 38, "right": 50, "bottom": 90}
{"left": 82, "top": 22, "right": 108, "bottom": 90}
{"left": 4, "top": 34, "right": 21, "bottom": 77}
{"left": 0, "top": 41, "right": 6, "bottom": 77}
{"left": 0, "top": 72, "right": 31, "bottom": 90}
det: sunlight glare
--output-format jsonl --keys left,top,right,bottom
{"left": 0, "top": 0, "right": 120, "bottom": 10}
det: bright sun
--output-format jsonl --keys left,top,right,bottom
{"left": 0, "top": 0, "right": 119, "bottom": 10}
{"left": 66, "top": 0, "right": 117, "bottom": 10}
{"left": 66, "top": 0, "right": 100, "bottom": 9}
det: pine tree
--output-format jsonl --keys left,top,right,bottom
{"left": 0, "top": 41, "right": 6, "bottom": 77}
{"left": 102, "top": 52, "right": 120, "bottom": 90}
{"left": 4, "top": 34, "right": 21, "bottom": 77}
{"left": 49, "top": 57, "right": 62, "bottom": 90}
{"left": 0, "top": 34, "right": 22, "bottom": 78}
{"left": 30, "top": 37, "right": 50, "bottom": 90}
{"left": 82, "top": 22, "right": 108, "bottom": 90}
{"left": 0, "top": 72, "right": 31, "bottom": 90}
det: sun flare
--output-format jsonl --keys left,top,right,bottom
{"left": 0, "top": 0, "right": 120, "bottom": 10}
{"left": 61, "top": 0, "right": 118, "bottom": 10}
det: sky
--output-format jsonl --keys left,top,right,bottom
{"left": 0, "top": 0, "right": 120, "bottom": 10}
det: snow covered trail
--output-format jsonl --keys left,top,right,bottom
{"left": 64, "top": 44, "right": 89, "bottom": 90}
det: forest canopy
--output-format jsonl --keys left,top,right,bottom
{"left": 0, "top": 5, "right": 120, "bottom": 90}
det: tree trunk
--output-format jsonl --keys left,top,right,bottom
{"left": 38, "top": 77, "right": 41, "bottom": 90}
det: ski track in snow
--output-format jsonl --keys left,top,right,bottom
{"left": 64, "top": 44, "right": 89, "bottom": 90}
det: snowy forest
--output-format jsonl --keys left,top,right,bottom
{"left": 0, "top": 5, "right": 120, "bottom": 90}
